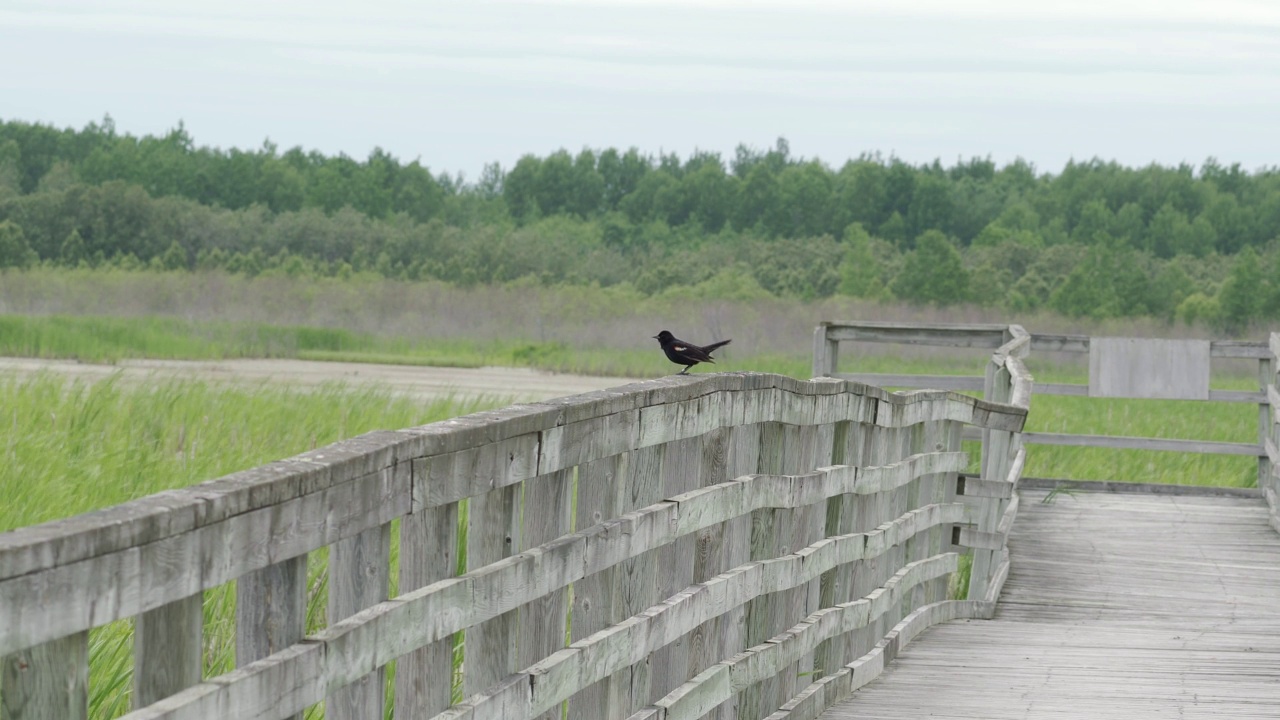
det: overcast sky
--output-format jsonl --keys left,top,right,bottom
{"left": 3, "top": 0, "right": 1279, "bottom": 179}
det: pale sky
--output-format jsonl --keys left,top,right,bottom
{"left": 2, "top": 0, "right": 1279, "bottom": 179}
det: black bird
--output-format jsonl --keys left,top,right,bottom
{"left": 653, "top": 330, "right": 732, "bottom": 375}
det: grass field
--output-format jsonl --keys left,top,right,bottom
{"left": 3, "top": 311, "right": 1268, "bottom": 487}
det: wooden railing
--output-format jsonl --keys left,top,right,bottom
{"left": 1263, "top": 332, "right": 1280, "bottom": 529}
{"left": 1, "top": 356, "right": 1029, "bottom": 720}
{"left": 814, "top": 321, "right": 1274, "bottom": 486}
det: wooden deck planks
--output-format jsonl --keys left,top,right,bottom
{"left": 819, "top": 490, "right": 1280, "bottom": 719}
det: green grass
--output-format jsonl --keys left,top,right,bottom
{"left": 0, "top": 373, "right": 505, "bottom": 719}
{"left": 3, "top": 313, "right": 1269, "bottom": 488}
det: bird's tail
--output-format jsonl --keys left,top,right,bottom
{"left": 701, "top": 339, "right": 732, "bottom": 355}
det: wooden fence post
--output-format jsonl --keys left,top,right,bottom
{"left": 327, "top": 521, "right": 391, "bottom": 720}
{"left": 236, "top": 556, "right": 307, "bottom": 720}
{"left": 395, "top": 500, "right": 460, "bottom": 718}
{"left": 970, "top": 359, "right": 1013, "bottom": 601}
{"left": 134, "top": 594, "right": 203, "bottom": 708}
{"left": 1260, "top": 354, "right": 1274, "bottom": 491}
{"left": 2, "top": 632, "right": 88, "bottom": 720}
{"left": 812, "top": 323, "right": 838, "bottom": 378}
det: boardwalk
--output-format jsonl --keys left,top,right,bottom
{"left": 822, "top": 488, "right": 1280, "bottom": 719}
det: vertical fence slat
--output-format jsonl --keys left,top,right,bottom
{"left": 568, "top": 453, "right": 627, "bottom": 720}
{"left": 236, "top": 555, "right": 307, "bottom": 720}
{"left": 395, "top": 500, "right": 459, "bottom": 718}
{"left": 689, "top": 426, "right": 730, "bottom": 682}
{"left": 464, "top": 483, "right": 522, "bottom": 696}
{"left": 1260, "top": 356, "right": 1274, "bottom": 490}
{"left": 812, "top": 324, "right": 838, "bottom": 378}
{"left": 326, "top": 522, "right": 391, "bottom": 720}
{"left": 781, "top": 419, "right": 835, "bottom": 707}
{"left": 814, "top": 419, "right": 855, "bottom": 679}
{"left": 619, "top": 443, "right": 665, "bottom": 714}
{"left": 134, "top": 593, "right": 203, "bottom": 708}
{"left": 716, "top": 422, "right": 761, "bottom": 720}
{"left": 519, "top": 468, "right": 574, "bottom": 720}
{"left": 971, "top": 361, "right": 1013, "bottom": 601}
{"left": 650, "top": 436, "right": 702, "bottom": 703}
{"left": 2, "top": 632, "right": 88, "bottom": 720}
{"left": 739, "top": 420, "right": 789, "bottom": 720}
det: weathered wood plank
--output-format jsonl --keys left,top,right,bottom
{"left": 395, "top": 501, "right": 459, "bottom": 718}
{"left": 326, "top": 522, "right": 391, "bottom": 720}
{"left": 0, "top": 464, "right": 409, "bottom": 656}
{"left": 2, "top": 632, "right": 88, "bottom": 720}
{"left": 1211, "top": 339, "right": 1272, "bottom": 358}
{"left": 833, "top": 374, "right": 984, "bottom": 392}
{"left": 650, "top": 436, "right": 703, "bottom": 704}
{"left": 1089, "top": 337, "right": 1211, "bottom": 400}
{"left": 1022, "top": 432, "right": 1262, "bottom": 456}
{"left": 235, "top": 554, "right": 306, "bottom": 720}
{"left": 618, "top": 443, "right": 665, "bottom": 714}
{"left": 644, "top": 555, "right": 960, "bottom": 720}
{"left": 817, "top": 491, "right": 1280, "bottom": 720}
{"left": 463, "top": 483, "right": 522, "bottom": 696}
{"left": 811, "top": 324, "right": 837, "bottom": 378}
{"left": 446, "top": 528, "right": 965, "bottom": 720}
{"left": 824, "top": 323, "right": 1008, "bottom": 348}
{"left": 567, "top": 454, "right": 627, "bottom": 720}
{"left": 518, "top": 468, "right": 573, "bottom": 720}
{"left": 0, "top": 430, "right": 410, "bottom": 581}
{"left": 134, "top": 594, "right": 203, "bottom": 709}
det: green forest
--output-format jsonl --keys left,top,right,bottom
{"left": 1, "top": 116, "right": 1278, "bottom": 329}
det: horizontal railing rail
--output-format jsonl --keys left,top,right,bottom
{"left": 814, "top": 321, "right": 1275, "bottom": 482}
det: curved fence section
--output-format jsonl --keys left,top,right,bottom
{"left": 1, "top": 367, "right": 1028, "bottom": 720}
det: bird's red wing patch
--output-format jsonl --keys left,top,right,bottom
{"left": 673, "top": 345, "right": 687, "bottom": 351}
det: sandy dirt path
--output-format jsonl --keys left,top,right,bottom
{"left": 0, "top": 356, "right": 642, "bottom": 403}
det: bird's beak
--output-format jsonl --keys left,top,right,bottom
{"left": 651, "top": 335, "right": 658, "bottom": 339}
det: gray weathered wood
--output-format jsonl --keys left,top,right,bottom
{"left": 817, "top": 492, "right": 1280, "bottom": 720}
{"left": 0, "top": 464, "right": 410, "bottom": 657}
{"left": 2, "top": 632, "right": 88, "bottom": 720}
{"left": 464, "top": 483, "right": 522, "bottom": 696}
{"left": 518, "top": 468, "right": 573, "bottom": 720}
{"left": 568, "top": 454, "right": 627, "bottom": 720}
{"left": 618, "top": 443, "right": 665, "bottom": 714}
{"left": 236, "top": 556, "right": 307, "bottom": 664}
{"left": 1022, "top": 431, "right": 1262, "bottom": 456}
{"left": 395, "top": 501, "right": 459, "bottom": 718}
{"left": 811, "top": 324, "right": 840, "bottom": 378}
{"left": 1260, "top": 358, "right": 1274, "bottom": 490}
{"left": 134, "top": 593, "right": 203, "bottom": 708}
{"left": 824, "top": 322, "right": 1009, "bottom": 348}
{"left": 441, "top": 507, "right": 966, "bottom": 720}
{"left": 326, "top": 522, "right": 391, "bottom": 720}
{"left": 236, "top": 555, "right": 307, "bottom": 720}
{"left": 1030, "top": 334, "right": 1269, "bottom": 359}
{"left": 833, "top": 374, "right": 983, "bottom": 392}
{"left": 1089, "top": 337, "right": 1211, "bottom": 400}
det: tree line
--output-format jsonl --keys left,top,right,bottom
{"left": 1, "top": 116, "right": 1278, "bottom": 330}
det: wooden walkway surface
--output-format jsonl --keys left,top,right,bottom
{"left": 820, "top": 489, "right": 1280, "bottom": 719}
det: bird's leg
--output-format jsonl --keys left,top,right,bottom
{"left": 679, "top": 367, "right": 690, "bottom": 375}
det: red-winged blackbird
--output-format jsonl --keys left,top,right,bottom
{"left": 653, "top": 330, "right": 732, "bottom": 375}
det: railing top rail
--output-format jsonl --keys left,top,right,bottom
{"left": 820, "top": 321, "right": 1010, "bottom": 349}
{"left": 1032, "top": 333, "right": 1271, "bottom": 358}
{"left": 0, "top": 371, "right": 1027, "bottom": 586}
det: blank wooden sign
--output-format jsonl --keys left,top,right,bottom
{"left": 1088, "top": 337, "right": 1211, "bottom": 400}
